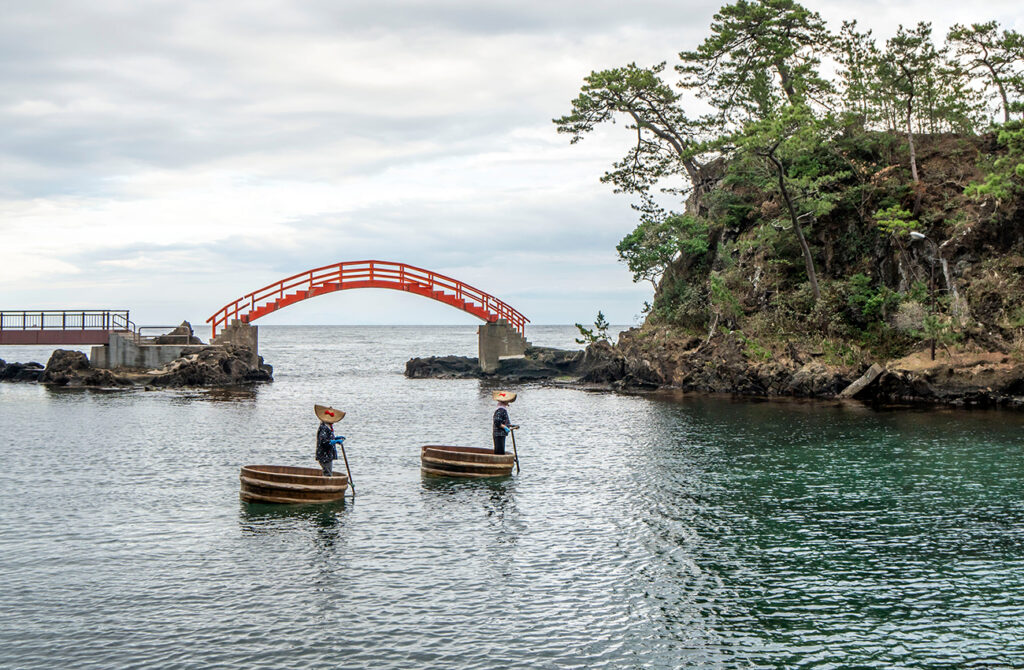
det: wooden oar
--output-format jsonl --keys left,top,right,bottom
{"left": 510, "top": 427, "right": 520, "bottom": 473}
{"left": 338, "top": 443, "right": 355, "bottom": 496}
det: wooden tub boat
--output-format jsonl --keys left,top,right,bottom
{"left": 420, "top": 445, "right": 515, "bottom": 478}
{"left": 239, "top": 465, "right": 348, "bottom": 504}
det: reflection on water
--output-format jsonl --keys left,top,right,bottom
{"left": 2, "top": 326, "right": 1023, "bottom": 669}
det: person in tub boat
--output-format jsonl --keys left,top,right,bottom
{"left": 492, "top": 390, "right": 520, "bottom": 455}
{"left": 315, "top": 404, "right": 346, "bottom": 476}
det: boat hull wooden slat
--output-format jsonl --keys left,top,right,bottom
{"left": 239, "top": 465, "right": 348, "bottom": 504}
{"left": 420, "top": 445, "right": 515, "bottom": 478}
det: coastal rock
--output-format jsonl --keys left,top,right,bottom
{"left": 41, "top": 350, "right": 132, "bottom": 387}
{"left": 787, "top": 361, "right": 851, "bottom": 397}
{"left": 870, "top": 351, "right": 1024, "bottom": 406}
{"left": 0, "top": 359, "right": 44, "bottom": 382}
{"left": 147, "top": 345, "right": 273, "bottom": 387}
{"left": 578, "top": 341, "right": 625, "bottom": 383}
{"left": 405, "top": 347, "right": 585, "bottom": 381}
{"left": 153, "top": 320, "right": 204, "bottom": 345}
{"left": 406, "top": 355, "right": 481, "bottom": 379}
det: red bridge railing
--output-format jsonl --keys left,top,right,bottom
{"left": 206, "top": 260, "right": 529, "bottom": 339}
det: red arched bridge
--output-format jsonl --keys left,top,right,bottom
{"left": 206, "top": 260, "right": 529, "bottom": 339}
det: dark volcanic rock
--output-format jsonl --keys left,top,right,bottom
{"left": 523, "top": 346, "right": 584, "bottom": 374}
{"left": 153, "top": 320, "right": 204, "bottom": 345}
{"left": 147, "top": 345, "right": 273, "bottom": 387}
{"left": 406, "top": 355, "right": 480, "bottom": 379}
{"left": 0, "top": 359, "right": 44, "bottom": 382}
{"left": 578, "top": 341, "right": 625, "bottom": 383}
{"left": 405, "top": 347, "right": 586, "bottom": 381}
{"left": 868, "top": 352, "right": 1024, "bottom": 407}
{"left": 41, "top": 350, "right": 132, "bottom": 387}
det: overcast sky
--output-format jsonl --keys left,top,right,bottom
{"left": 3, "top": 1, "right": 1021, "bottom": 333}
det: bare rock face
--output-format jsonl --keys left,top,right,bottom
{"left": 870, "top": 351, "right": 1024, "bottom": 407}
{"left": 41, "top": 350, "right": 132, "bottom": 387}
{"left": 615, "top": 328, "right": 855, "bottom": 397}
{"left": 147, "top": 345, "right": 273, "bottom": 387}
{"left": 788, "top": 361, "right": 851, "bottom": 397}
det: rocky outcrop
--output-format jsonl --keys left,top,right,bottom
{"left": 609, "top": 325, "right": 1024, "bottom": 407}
{"left": 4, "top": 346, "right": 273, "bottom": 388}
{"left": 146, "top": 345, "right": 273, "bottom": 387}
{"left": 614, "top": 328, "right": 856, "bottom": 397}
{"left": 406, "top": 355, "right": 481, "bottom": 379}
{"left": 40, "top": 350, "right": 133, "bottom": 387}
{"left": 870, "top": 351, "right": 1024, "bottom": 407}
{"left": 405, "top": 346, "right": 585, "bottom": 381}
{"left": 0, "top": 359, "right": 45, "bottom": 382}
{"left": 153, "top": 320, "right": 204, "bottom": 345}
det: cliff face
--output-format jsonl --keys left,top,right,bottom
{"left": 605, "top": 130, "right": 1024, "bottom": 407}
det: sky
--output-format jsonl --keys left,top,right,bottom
{"left": 2, "top": 0, "right": 1021, "bottom": 334}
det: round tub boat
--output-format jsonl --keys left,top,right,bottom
{"left": 240, "top": 465, "right": 348, "bottom": 504}
{"left": 420, "top": 445, "right": 515, "bottom": 478}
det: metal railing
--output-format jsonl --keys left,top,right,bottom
{"left": 0, "top": 310, "right": 136, "bottom": 333}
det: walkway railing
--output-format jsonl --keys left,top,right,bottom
{"left": 0, "top": 310, "right": 135, "bottom": 332}
{"left": 207, "top": 260, "right": 529, "bottom": 339}
{"left": 0, "top": 310, "right": 137, "bottom": 346}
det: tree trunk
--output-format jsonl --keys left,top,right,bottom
{"left": 905, "top": 100, "right": 919, "bottom": 184}
{"left": 905, "top": 99, "right": 923, "bottom": 215}
{"left": 768, "top": 154, "right": 821, "bottom": 303}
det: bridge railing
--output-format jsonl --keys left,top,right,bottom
{"left": 208, "top": 260, "right": 529, "bottom": 338}
{"left": 0, "top": 310, "right": 136, "bottom": 333}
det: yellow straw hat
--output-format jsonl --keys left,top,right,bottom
{"left": 314, "top": 404, "right": 346, "bottom": 423}
{"left": 492, "top": 390, "right": 517, "bottom": 403}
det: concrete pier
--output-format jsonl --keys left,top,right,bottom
{"left": 478, "top": 320, "right": 530, "bottom": 373}
{"left": 90, "top": 321, "right": 260, "bottom": 370}
{"left": 90, "top": 332, "right": 193, "bottom": 369}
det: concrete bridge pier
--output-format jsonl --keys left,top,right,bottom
{"left": 478, "top": 320, "right": 529, "bottom": 373}
{"left": 211, "top": 320, "right": 260, "bottom": 365}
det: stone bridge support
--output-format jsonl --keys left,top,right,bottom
{"left": 478, "top": 320, "right": 529, "bottom": 373}
{"left": 211, "top": 320, "right": 260, "bottom": 365}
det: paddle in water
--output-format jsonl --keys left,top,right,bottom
{"left": 510, "top": 426, "right": 520, "bottom": 473}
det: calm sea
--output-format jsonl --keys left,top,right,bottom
{"left": 1, "top": 325, "right": 1022, "bottom": 669}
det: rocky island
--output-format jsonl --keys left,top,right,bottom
{"left": 1, "top": 321, "right": 273, "bottom": 388}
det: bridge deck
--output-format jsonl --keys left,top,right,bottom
{"left": 0, "top": 310, "right": 134, "bottom": 346}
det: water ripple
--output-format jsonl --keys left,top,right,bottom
{"left": 2, "top": 327, "right": 1024, "bottom": 668}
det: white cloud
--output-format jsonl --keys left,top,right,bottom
{"left": 1, "top": 0, "right": 1021, "bottom": 326}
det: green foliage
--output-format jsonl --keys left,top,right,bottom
{"left": 649, "top": 278, "right": 709, "bottom": 328}
{"left": 735, "top": 331, "right": 773, "bottom": 361}
{"left": 873, "top": 205, "right": 919, "bottom": 235}
{"left": 947, "top": 21, "right": 1024, "bottom": 122}
{"left": 821, "top": 338, "right": 862, "bottom": 367}
{"left": 913, "top": 313, "right": 963, "bottom": 350}
{"left": 552, "top": 63, "right": 705, "bottom": 196}
{"left": 575, "top": 311, "right": 612, "bottom": 345}
{"left": 966, "top": 121, "right": 1024, "bottom": 202}
{"left": 709, "top": 273, "right": 742, "bottom": 323}
{"left": 557, "top": 3, "right": 1024, "bottom": 352}
{"left": 677, "top": 0, "right": 834, "bottom": 121}
{"left": 846, "top": 273, "right": 899, "bottom": 320}
{"left": 616, "top": 212, "right": 709, "bottom": 287}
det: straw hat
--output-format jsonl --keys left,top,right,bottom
{"left": 492, "top": 390, "right": 517, "bottom": 403}
{"left": 314, "top": 404, "right": 346, "bottom": 423}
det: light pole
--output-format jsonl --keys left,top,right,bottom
{"left": 909, "top": 231, "right": 937, "bottom": 360}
